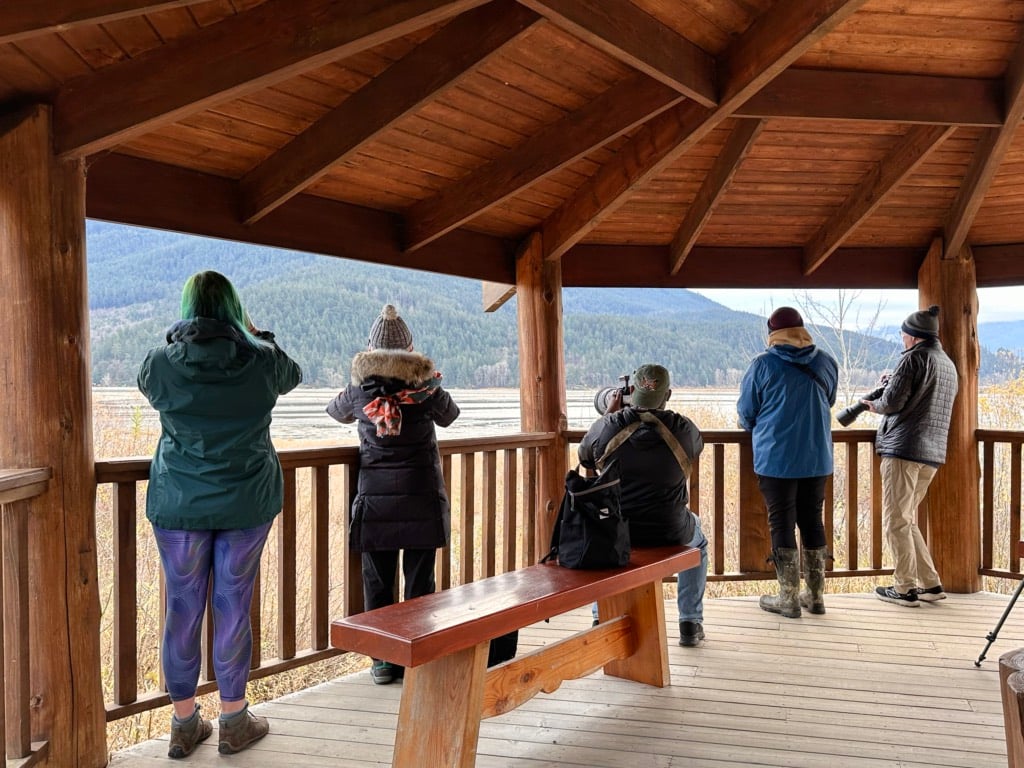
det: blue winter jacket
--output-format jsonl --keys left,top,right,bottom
{"left": 737, "top": 343, "right": 838, "bottom": 479}
{"left": 138, "top": 318, "right": 302, "bottom": 530}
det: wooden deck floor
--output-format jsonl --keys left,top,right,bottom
{"left": 109, "top": 592, "right": 1023, "bottom": 767}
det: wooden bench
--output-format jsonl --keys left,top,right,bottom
{"left": 330, "top": 545, "right": 700, "bottom": 768}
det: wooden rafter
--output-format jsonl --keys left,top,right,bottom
{"left": 53, "top": 0, "right": 489, "bottom": 158}
{"left": 86, "top": 153, "right": 516, "bottom": 283}
{"left": 239, "top": 0, "right": 539, "bottom": 225}
{"left": 803, "top": 124, "right": 956, "bottom": 276}
{"left": 943, "top": 36, "right": 1024, "bottom": 259}
{"left": 669, "top": 118, "right": 763, "bottom": 275}
{"left": 737, "top": 69, "right": 1002, "bottom": 128}
{"left": 516, "top": 0, "right": 716, "bottom": 106}
{"left": 539, "top": 0, "right": 870, "bottom": 261}
{"left": 0, "top": 1, "right": 203, "bottom": 44}
{"left": 403, "top": 71, "right": 682, "bottom": 252}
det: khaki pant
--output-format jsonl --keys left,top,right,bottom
{"left": 881, "top": 456, "right": 941, "bottom": 594}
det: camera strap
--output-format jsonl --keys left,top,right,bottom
{"left": 595, "top": 412, "right": 692, "bottom": 480}
{"left": 781, "top": 359, "right": 830, "bottom": 396}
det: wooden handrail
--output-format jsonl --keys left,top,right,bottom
{"left": 1, "top": 466, "right": 50, "bottom": 764}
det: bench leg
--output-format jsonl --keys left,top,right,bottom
{"left": 597, "top": 580, "right": 670, "bottom": 687}
{"left": 393, "top": 642, "right": 489, "bottom": 768}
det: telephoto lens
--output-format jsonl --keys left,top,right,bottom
{"left": 835, "top": 386, "right": 885, "bottom": 427}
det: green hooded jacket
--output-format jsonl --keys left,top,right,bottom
{"left": 138, "top": 318, "right": 302, "bottom": 530}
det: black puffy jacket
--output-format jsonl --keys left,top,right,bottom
{"left": 326, "top": 350, "right": 459, "bottom": 551}
{"left": 873, "top": 338, "right": 958, "bottom": 465}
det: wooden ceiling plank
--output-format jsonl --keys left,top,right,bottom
{"left": 943, "top": 36, "right": 1024, "bottom": 258}
{"left": 85, "top": 152, "right": 516, "bottom": 282}
{"left": 668, "top": 118, "right": 764, "bottom": 275}
{"left": 239, "top": 0, "right": 539, "bottom": 225}
{"left": 516, "top": 0, "right": 716, "bottom": 106}
{"left": 403, "top": 71, "right": 683, "bottom": 253}
{"left": 737, "top": 69, "right": 1003, "bottom": 127}
{"left": 540, "top": 0, "right": 870, "bottom": 261}
{"left": 0, "top": 1, "right": 203, "bottom": 44}
{"left": 53, "top": 0, "right": 490, "bottom": 157}
{"left": 802, "top": 124, "right": 956, "bottom": 276}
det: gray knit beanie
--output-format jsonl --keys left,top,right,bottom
{"left": 901, "top": 305, "right": 940, "bottom": 339}
{"left": 367, "top": 304, "right": 413, "bottom": 350}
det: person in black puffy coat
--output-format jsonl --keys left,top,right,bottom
{"left": 865, "top": 305, "right": 958, "bottom": 608}
{"left": 326, "top": 304, "right": 459, "bottom": 684}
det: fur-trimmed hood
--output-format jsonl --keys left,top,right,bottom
{"left": 351, "top": 349, "right": 436, "bottom": 386}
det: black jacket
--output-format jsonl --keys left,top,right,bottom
{"left": 327, "top": 350, "right": 459, "bottom": 551}
{"left": 873, "top": 338, "right": 958, "bottom": 465}
{"left": 578, "top": 408, "right": 704, "bottom": 547}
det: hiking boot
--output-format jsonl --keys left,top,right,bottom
{"left": 168, "top": 705, "right": 212, "bottom": 759}
{"left": 875, "top": 585, "right": 919, "bottom": 607}
{"left": 218, "top": 705, "right": 269, "bottom": 755}
{"left": 370, "top": 659, "right": 396, "bottom": 685}
{"left": 679, "top": 621, "right": 705, "bottom": 647}
{"left": 914, "top": 585, "right": 947, "bottom": 602}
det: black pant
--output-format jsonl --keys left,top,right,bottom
{"left": 757, "top": 475, "right": 828, "bottom": 551}
{"left": 361, "top": 548, "right": 437, "bottom": 612}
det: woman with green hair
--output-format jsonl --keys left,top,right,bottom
{"left": 138, "top": 270, "right": 302, "bottom": 758}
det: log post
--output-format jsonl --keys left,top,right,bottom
{"left": 0, "top": 106, "right": 106, "bottom": 766}
{"left": 917, "top": 237, "right": 981, "bottom": 593}
{"left": 516, "top": 232, "right": 568, "bottom": 560}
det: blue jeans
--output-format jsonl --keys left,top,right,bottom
{"left": 591, "top": 512, "right": 708, "bottom": 624}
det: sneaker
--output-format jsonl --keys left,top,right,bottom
{"left": 914, "top": 585, "right": 947, "bottom": 602}
{"left": 370, "top": 659, "right": 396, "bottom": 685}
{"left": 167, "top": 706, "right": 212, "bottom": 759}
{"left": 875, "top": 585, "right": 919, "bottom": 607}
{"left": 679, "top": 621, "right": 705, "bottom": 647}
{"left": 218, "top": 705, "right": 269, "bottom": 755}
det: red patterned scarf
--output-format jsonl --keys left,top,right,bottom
{"left": 362, "top": 372, "right": 442, "bottom": 436}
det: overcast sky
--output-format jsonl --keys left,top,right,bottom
{"left": 693, "top": 286, "right": 1024, "bottom": 330}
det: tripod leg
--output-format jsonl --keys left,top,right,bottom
{"left": 976, "top": 577, "right": 1024, "bottom": 667}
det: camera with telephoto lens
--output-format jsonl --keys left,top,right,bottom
{"left": 594, "top": 374, "right": 631, "bottom": 415}
{"left": 836, "top": 386, "right": 885, "bottom": 427}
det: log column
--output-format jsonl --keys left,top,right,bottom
{"left": 516, "top": 232, "right": 568, "bottom": 560}
{"left": 0, "top": 106, "right": 106, "bottom": 766}
{"left": 918, "top": 237, "right": 981, "bottom": 593}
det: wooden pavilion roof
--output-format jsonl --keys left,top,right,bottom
{"left": 6, "top": 0, "right": 1024, "bottom": 291}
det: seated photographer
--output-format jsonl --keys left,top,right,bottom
{"left": 578, "top": 364, "right": 708, "bottom": 647}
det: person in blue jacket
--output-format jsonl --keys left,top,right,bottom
{"left": 737, "top": 307, "right": 838, "bottom": 619}
{"left": 138, "top": 270, "right": 302, "bottom": 758}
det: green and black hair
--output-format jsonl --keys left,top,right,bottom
{"left": 179, "top": 270, "right": 259, "bottom": 345}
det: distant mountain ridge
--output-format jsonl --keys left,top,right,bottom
{"left": 86, "top": 221, "right": 1017, "bottom": 388}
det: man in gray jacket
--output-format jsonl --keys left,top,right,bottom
{"left": 864, "top": 305, "right": 958, "bottom": 607}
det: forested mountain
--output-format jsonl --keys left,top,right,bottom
{"left": 86, "top": 221, "right": 1018, "bottom": 388}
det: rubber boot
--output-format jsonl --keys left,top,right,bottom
{"left": 799, "top": 546, "right": 828, "bottom": 615}
{"left": 759, "top": 547, "right": 801, "bottom": 618}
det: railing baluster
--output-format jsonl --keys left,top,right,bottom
{"left": 342, "top": 463, "right": 362, "bottom": 617}
{"left": 481, "top": 451, "right": 497, "bottom": 578}
{"left": 311, "top": 466, "right": 329, "bottom": 650}
{"left": 460, "top": 453, "right": 476, "bottom": 585}
{"left": 1012, "top": 443, "right": 1022, "bottom": 573}
{"left": 278, "top": 468, "right": 297, "bottom": 660}
{"left": 846, "top": 443, "right": 859, "bottom": 570}
{"left": 502, "top": 450, "right": 517, "bottom": 572}
{"left": 713, "top": 444, "right": 724, "bottom": 575}
{"left": 525, "top": 448, "right": 538, "bottom": 564}
{"left": 113, "top": 481, "right": 138, "bottom": 705}
{"left": 871, "top": 452, "right": 883, "bottom": 570}
{"left": 2, "top": 498, "right": 31, "bottom": 758}
{"left": 983, "top": 439, "right": 994, "bottom": 570}
{"left": 439, "top": 455, "right": 452, "bottom": 590}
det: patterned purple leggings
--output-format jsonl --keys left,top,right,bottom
{"left": 152, "top": 523, "right": 272, "bottom": 702}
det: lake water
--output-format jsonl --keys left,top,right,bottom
{"left": 92, "top": 386, "right": 743, "bottom": 444}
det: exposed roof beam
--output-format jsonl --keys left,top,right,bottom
{"left": 669, "top": 119, "right": 764, "bottom": 275}
{"left": 803, "top": 124, "right": 956, "bottom": 276}
{"left": 482, "top": 281, "right": 516, "bottom": 312}
{"left": 737, "top": 69, "right": 1003, "bottom": 127}
{"left": 86, "top": 153, "right": 516, "bottom": 282}
{"left": 943, "top": 36, "right": 1024, "bottom": 258}
{"left": 0, "top": 1, "right": 203, "bottom": 44}
{"left": 516, "top": 0, "right": 716, "bottom": 106}
{"left": 239, "top": 0, "right": 539, "bottom": 224}
{"left": 540, "top": 0, "right": 869, "bottom": 261}
{"left": 403, "top": 72, "right": 682, "bottom": 252}
{"left": 53, "top": 0, "right": 489, "bottom": 158}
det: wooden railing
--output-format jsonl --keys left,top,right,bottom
{"left": 979, "top": 429, "right": 1024, "bottom": 580}
{"left": 95, "top": 425, "right": 1024, "bottom": 723}
{"left": 0, "top": 467, "right": 51, "bottom": 768}
{"left": 94, "top": 433, "right": 554, "bottom": 723}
